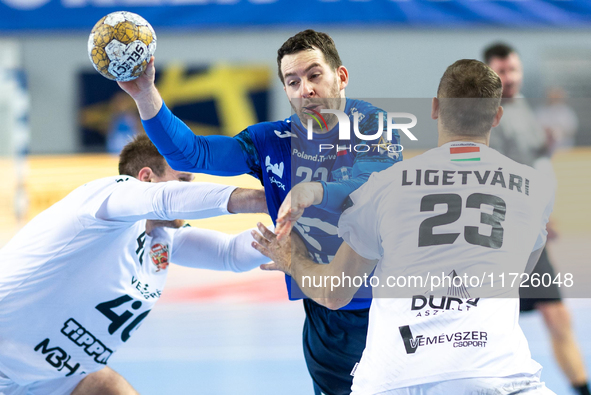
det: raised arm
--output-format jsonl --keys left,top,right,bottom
{"left": 118, "top": 57, "right": 252, "bottom": 176}
{"left": 116, "top": 57, "right": 162, "bottom": 120}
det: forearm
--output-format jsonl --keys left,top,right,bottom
{"left": 253, "top": 227, "right": 374, "bottom": 309}
{"left": 225, "top": 229, "right": 272, "bottom": 272}
{"left": 227, "top": 188, "right": 268, "bottom": 214}
{"left": 171, "top": 227, "right": 269, "bottom": 272}
{"left": 96, "top": 180, "right": 236, "bottom": 222}
{"left": 318, "top": 178, "right": 365, "bottom": 213}
{"left": 291, "top": 242, "right": 377, "bottom": 310}
{"left": 317, "top": 160, "right": 393, "bottom": 213}
{"left": 134, "top": 85, "right": 163, "bottom": 121}
{"left": 291, "top": 255, "right": 355, "bottom": 310}
{"left": 142, "top": 102, "right": 252, "bottom": 175}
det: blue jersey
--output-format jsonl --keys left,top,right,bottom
{"left": 143, "top": 98, "right": 402, "bottom": 310}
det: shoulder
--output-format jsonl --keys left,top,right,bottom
{"left": 351, "top": 164, "right": 401, "bottom": 202}
{"left": 73, "top": 176, "right": 138, "bottom": 195}
{"left": 54, "top": 176, "right": 141, "bottom": 226}
{"left": 235, "top": 119, "right": 292, "bottom": 167}
{"left": 486, "top": 146, "right": 539, "bottom": 175}
{"left": 347, "top": 99, "right": 385, "bottom": 123}
{"left": 485, "top": 146, "right": 555, "bottom": 199}
{"left": 348, "top": 98, "right": 383, "bottom": 113}
{"left": 389, "top": 147, "right": 439, "bottom": 170}
{"left": 245, "top": 119, "right": 292, "bottom": 139}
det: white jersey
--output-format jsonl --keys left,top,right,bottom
{"left": 0, "top": 176, "right": 267, "bottom": 385}
{"left": 338, "top": 142, "right": 555, "bottom": 394}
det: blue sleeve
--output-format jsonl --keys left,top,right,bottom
{"left": 317, "top": 161, "right": 392, "bottom": 213}
{"left": 142, "top": 102, "right": 253, "bottom": 176}
{"left": 317, "top": 107, "right": 403, "bottom": 213}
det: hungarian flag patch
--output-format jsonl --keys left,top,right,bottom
{"left": 450, "top": 146, "right": 480, "bottom": 162}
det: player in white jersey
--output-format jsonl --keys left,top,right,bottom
{"left": 253, "top": 60, "right": 557, "bottom": 394}
{"left": 0, "top": 134, "right": 269, "bottom": 395}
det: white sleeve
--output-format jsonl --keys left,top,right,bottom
{"left": 170, "top": 226, "right": 271, "bottom": 272}
{"left": 338, "top": 173, "right": 383, "bottom": 260}
{"left": 95, "top": 178, "right": 236, "bottom": 222}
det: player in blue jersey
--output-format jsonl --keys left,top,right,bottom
{"left": 118, "top": 30, "right": 402, "bottom": 395}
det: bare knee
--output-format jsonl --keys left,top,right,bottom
{"left": 71, "top": 367, "right": 138, "bottom": 395}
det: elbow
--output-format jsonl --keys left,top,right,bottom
{"left": 223, "top": 247, "right": 243, "bottom": 273}
{"left": 228, "top": 263, "right": 250, "bottom": 273}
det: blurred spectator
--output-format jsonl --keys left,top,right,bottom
{"left": 536, "top": 87, "right": 579, "bottom": 153}
{"left": 485, "top": 42, "right": 590, "bottom": 395}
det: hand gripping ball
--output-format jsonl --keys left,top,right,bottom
{"left": 88, "top": 11, "right": 157, "bottom": 82}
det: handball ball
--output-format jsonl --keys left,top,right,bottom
{"left": 88, "top": 11, "right": 156, "bottom": 82}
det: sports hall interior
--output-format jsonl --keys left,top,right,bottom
{"left": 1, "top": 4, "right": 591, "bottom": 393}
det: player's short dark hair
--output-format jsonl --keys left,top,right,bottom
{"left": 277, "top": 29, "right": 342, "bottom": 84}
{"left": 437, "top": 59, "right": 502, "bottom": 137}
{"left": 483, "top": 42, "right": 516, "bottom": 64}
{"left": 118, "top": 133, "right": 166, "bottom": 177}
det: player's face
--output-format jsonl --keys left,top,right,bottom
{"left": 280, "top": 48, "right": 348, "bottom": 127}
{"left": 488, "top": 53, "right": 523, "bottom": 99}
{"left": 152, "top": 165, "right": 194, "bottom": 183}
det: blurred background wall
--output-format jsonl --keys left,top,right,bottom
{"left": 0, "top": 0, "right": 591, "bottom": 153}
{"left": 8, "top": 29, "right": 591, "bottom": 154}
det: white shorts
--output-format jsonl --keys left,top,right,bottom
{"left": 0, "top": 370, "right": 85, "bottom": 395}
{"left": 366, "top": 372, "right": 556, "bottom": 395}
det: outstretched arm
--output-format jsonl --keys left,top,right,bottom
{"left": 318, "top": 160, "right": 394, "bottom": 213}
{"left": 118, "top": 57, "right": 252, "bottom": 176}
{"left": 95, "top": 178, "right": 265, "bottom": 222}
{"left": 252, "top": 224, "right": 377, "bottom": 310}
{"left": 117, "top": 57, "right": 162, "bottom": 120}
{"left": 275, "top": 109, "right": 401, "bottom": 239}
{"left": 274, "top": 160, "right": 390, "bottom": 239}
{"left": 227, "top": 188, "right": 268, "bottom": 215}
{"left": 170, "top": 226, "right": 270, "bottom": 272}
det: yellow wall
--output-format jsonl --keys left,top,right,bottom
{"left": 550, "top": 148, "right": 591, "bottom": 234}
